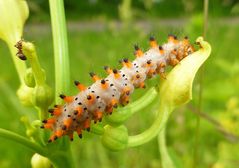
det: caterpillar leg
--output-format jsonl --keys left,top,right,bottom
{"left": 157, "top": 62, "right": 166, "bottom": 79}
{"left": 83, "top": 118, "right": 91, "bottom": 131}
{"left": 169, "top": 57, "right": 180, "bottom": 67}
{"left": 120, "top": 95, "right": 130, "bottom": 106}
{"left": 105, "top": 98, "right": 118, "bottom": 115}
{"left": 94, "top": 111, "right": 103, "bottom": 123}
{"left": 76, "top": 128, "right": 82, "bottom": 138}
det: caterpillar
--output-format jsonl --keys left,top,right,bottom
{"left": 39, "top": 35, "right": 194, "bottom": 142}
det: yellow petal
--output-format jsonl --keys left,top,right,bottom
{"left": 0, "top": 0, "right": 29, "bottom": 44}
{"left": 159, "top": 37, "right": 211, "bottom": 109}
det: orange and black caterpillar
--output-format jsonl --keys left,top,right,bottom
{"left": 18, "top": 35, "right": 195, "bottom": 142}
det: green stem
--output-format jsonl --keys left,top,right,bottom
{"left": 7, "top": 41, "right": 27, "bottom": 84}
{"left": 158, "top": 127, "right": 176, "bottom": 168}
{"left": 49, "top": 0, "right": 70, "bottom": 103}
{"left": 38, "top": 107, "right": 48, "bottom": 123}
{"left": 49, "top": 0, "right": 73, "bottom": 167}
{"left": 203, "top": 0, "right": 209, "bottom": 38}
{"left": 91, "top": 124, "right": 105, "bottom": 135}
{"left": 22, "top": 42, "right": 46, "bottom": 85}
{"left": 193, "top": 1, "right": 208, "bottom": 167}
{"left": 0, "top": 128, "right": 46, "bottom": 156}
{"left": 106, "top": 87, "right": 158, "bottom": 126}
{"left": 127, "top": 102, "right": 171, "bottom": 147}
{"left": 49, "top": 150, "right": 74, "bottom": 168}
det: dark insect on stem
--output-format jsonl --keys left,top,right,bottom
{"left": 14, "top": 38, "right": 27, "bottom": 60}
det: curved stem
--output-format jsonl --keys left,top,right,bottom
{"left": 123, "top": 87, "right": 158, "bottom": 115}
{"left": 0, "top": 128, "right": 46, "bottom": 156}
{"left": 158, "top": 127, "right": 175, "bottom": 168}
{"left": 127, "top": 103, "right": 171, "bottom": 147}
{"left": 106, "top": 87, "right": 158, "bottom": 126}
{"left": 91, "top": 124, "right": 105, "bottom": 135}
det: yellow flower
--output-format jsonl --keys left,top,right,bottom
{"left": 159, "top": 37, "right": 211, "bottom": 110}
{"left": 0, "top": 0, "right": 29, "bottom": 44}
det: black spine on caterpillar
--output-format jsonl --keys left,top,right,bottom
{"left": 42, "top": 35, "right": 195, "bottom": 142}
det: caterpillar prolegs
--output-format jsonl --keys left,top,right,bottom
{"left": 40, "top": 35, "right": 195, "bottom": 142}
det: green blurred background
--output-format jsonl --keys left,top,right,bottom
{"left": 0, "top": 0, "right": 239, "bottom": 167}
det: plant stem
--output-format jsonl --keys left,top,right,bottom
{"left": 127, "top": 103, "right": 171, "bottom": 147}
{"left": 188, "top": 104, "right": 239, "bottom": 143}
{"left": 193, "top": 0, "right": 208, "bottom": 167}
{"left": 49, "top": 150, "right": 74, "bottom": 168}
{"left": 158, "top": 127, "right": 176, "bottom": 168}
{"left": 106, "top": 87, "right": 158, "bottom": 126}
{"left": 49, "top": 0, "right": 73, "bottom": 167}
{"left": 0, "top": 128, "right": 46, "bottom": 156}
{"left": 22, "top": 42, "right": 46, "bottom": 85}
{"left": 8, "top": 41, "right": 27, "bottom": 84}
{"left": 203, "top": 0, "right": 209, "bottom": 38}
{"left": 49, "top": 0, "right": 70, "bottom": 103}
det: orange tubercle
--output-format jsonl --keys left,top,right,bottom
{"left": 104, "top": 66, "right": 112, "bottom": 74}
{"left": 94, "top": 111, "right": 103, "bottom": 123}
{"left": 134, "top": 45, "right": 144, "bottom": 57}
{"left": 90, "top": 72, "right": 101, "bottom": 82}
{"left": 111, "top": 98, "right": 118, "bottom": 108}
{"left": 83, "top": 119, "right": 91, "bottom": 130}
{"left": 113, "top": 69, "right": 120, "bottom": 79}
{"left": 100, "top": 79, "right": 109, "bottom": 90}
{"left": 75, "top": 107, "right": 83, "bottom": 117}
{"left": 159, "top": 46, "right": 164, "bottom": 54}
{"left": 74, "top": 81, "right": 86, "bottom": 91}
{"left": 149, "top": 37, "right": 158, "bottom": 48}
{"left": 55, "top": 130, "right": 64, "bottom": 138}
{"left": 60, "top": 94, "right": 74, "bottom": 103}
{"left": 123, "top": 86, "right": 131, "bottom": 96}
{"left": 183, "top": 36, "right": 189, "bottom": 45}
{"left": 52, "top": 105, "right": 62, "bottom": 116}
{"left": 63, "top": 118, "right": 72, "bottom": 129}
{"left": 43, "top": 123, "right": 53, "bottom": 130}
{"left": 139, "top": 82, "right": 146, "bottom": 88}
{"left": 86, "top": 94, "right": 95, "bottom": 105}
{"left": 122, "top": 58, "right": 132, "bottom": 68}
{"left": 47, "top": 118, "right": 55, "bottom": 124}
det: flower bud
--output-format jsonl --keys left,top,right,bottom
{"left": 159, "top": 37, "right": 211, "bottom": 109}
{"left": 17, "top": 84, "right": 34, "bottom": 107}
{"left": 24, "top": 68, "right": 36, "bottom": 88}
{"left": 0, "top": 0, "right": 29, "bottom": 44}
{"left": 101, "top": 125, "right": 128, "bottom": 151}
{"left": 31, "top": 153, "right": 52, "bottom": 168}
{"left": 22, "top": 41, "right": 36, "bottom": 59}
{"left": 32, "top": 84, "right": 53, "bottom": 109}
